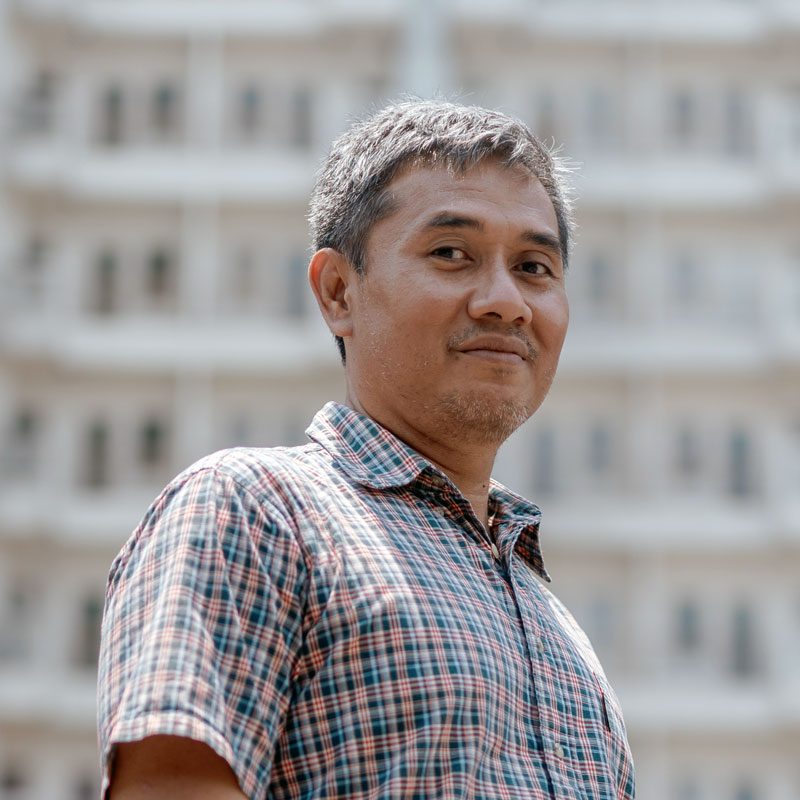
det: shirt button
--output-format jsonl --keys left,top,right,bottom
{"left": 490, "top": 543, "right": 500, "bottom": 559}
{"left": 553, "top": 742, "right": 566, "bottom": 759}
{"left": 536, "top": 638, "right": 546, "bottom": 655}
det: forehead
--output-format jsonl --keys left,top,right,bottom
{"left": 382, "top": 160, "right": 559, "bottom": 235}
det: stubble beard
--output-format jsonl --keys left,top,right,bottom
{"left": 361, "top": 323, "right": 550, "bottom": 447}
{"left": 433, "top": 389, "right": 536, "bottom": 447}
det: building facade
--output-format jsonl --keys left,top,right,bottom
{"left": 0, "top": 1, "right": 799, "bottom": 798}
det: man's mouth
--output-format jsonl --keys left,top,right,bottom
{"left": 453, "top": 334, "right": 532, "bottom": 362}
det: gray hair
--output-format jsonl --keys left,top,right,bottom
{"left": 308, "top": 98, "right": 575, "bottom": 362}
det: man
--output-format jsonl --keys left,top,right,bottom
{"left": 98, "top": 100, "right": 635, "bottom": 799}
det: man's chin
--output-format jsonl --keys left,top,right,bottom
{"left": 435, "top": 390, "right": 534, "bottom": 446}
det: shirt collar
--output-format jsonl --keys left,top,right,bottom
{"left": 306, "top": 401, "right": 432, "bottom": 489}
{"left": 306, "top": 401, "right": 550, "bottom": 582}
{"left": 488, "top": 481, "right": 551, "bottom": 583}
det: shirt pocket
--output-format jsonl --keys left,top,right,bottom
{"left": 593, "top": 675, "right": 636, "bottom": 798}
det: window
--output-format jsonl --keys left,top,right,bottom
{"left": 73, "top": 776, "right": 97, "bottom": 800}
{"left": 20, "top": 69, "right": 55, "bottom": 135}
{"left": 788, "top": 87, "right": 800, "bottom": 152}
{"left": 226, "top": 414, "right": 254, "bottom": 447}
{"left": 668, "top": 88, "right": 698, "bottom": 151}
{"left": 231, "top": 247, "right": 257, "bottom": 310}
{"left": 670, "top": 251, "right": 703, "bottom": 317}
{"left": 585, "top": 253, "right": 614, "bottom": 315}
{"left": 0, "top": 581, "right": 34, "bottom": 662}
{"left": 723, "top": 87, "right": 753, "bottom": 158}
{"left": 139, "top": 418, "right": 168, "bottom": 469}
{"left": 733, "top": 780, "right": 758, "bottom": 800}
{"left": 76, "top": 595, "right": 103, "bottom": 670}
{"left": 0, "top": 765, "right": 26, "bottom": 798}
{"left": 720, "top": 257, "right": 754, "bottom": 323}
{"left": 731, "top": 603, "right": 758, "bottom": 678}
{"left": 98, "top": 85, "right": 124, "bottom": 145}
{"left": 290, "top": 87, "right": 313, "bottom": 150}
{"left": 728, "top": 429, "right": 754, "bottom": 498}
{"left": 533, "top": 90, "right": 559, "bottom": 145}
{"left": 4, "top": 407, "right": 38, "bottom": 477}
{"left": 284, "top": 415, "right": 309, "bottom": 446}
{"left": 587, "top": 421, "right": 613, "bottom": 476}
{"left": 674, "top": 424, "right": 701, "bottom": 482}
{"left": 531, "top": 425, "right": 558, "bottom": 496}
{"left": 18, "top": 234, "right": 48, "bottom": 303}
{"left": 92, "top": 249, "right": 118, "bottom": 314}
{"left": 793, "top": 250, "right": 800, "bottom": 320}
{"left": 238, "top": 84, "right": 263, "bottom": 140}
{"left": 793, "top": 420, "right": 800, "bottom": 489}
{"left": 286, "top": 251, "right": 309, "bottom": 318}
{"left": 675, "top": 598, "right": 702, "bottom": 653}
{"left": 584, "top": 86, "right": 617, "bottom": 153}
{"left": 22, "top": 234, "right": 47, "bottom": 270}
{"left": 146, "top": 247, "right": 175, "bottom": 304}
{"left": 673, "top": 775, "right": 701, "bottom": 800}
{"left": 586, "top": 594, "right": 616, "bottom": 655}
{"left": 84, "top": 420, "right": 110, "bottom": 488}
{"left": 151, "top": 82, "right": 180, "bottom": 140}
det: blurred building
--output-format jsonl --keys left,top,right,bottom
{"left": 0, "top": 1, "right": 799, "bottom": 798}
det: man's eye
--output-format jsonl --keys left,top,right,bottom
{"left": 432, "top": 246, "right": 468, "bottom": 260}
{"left": 519, "top": 260, "right": 551, "bottom": 275}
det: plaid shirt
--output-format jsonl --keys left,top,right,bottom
{"left": 98, "top": 401, "right": 635, "bottom": 799}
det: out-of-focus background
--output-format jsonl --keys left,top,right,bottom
{"left": 0, "top": 0, "right": 798, "bottom": 798}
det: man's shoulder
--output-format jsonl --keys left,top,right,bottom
{"left": 188, "top": 441, "right": 320, "bottom": 483}
{"left": 120, "top": 441, "right": 344, "bottom": 565}
{"left": 174, "top": 440, "right": 341, "bottom": 504}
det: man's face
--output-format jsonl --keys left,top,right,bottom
{"left": 343, "top": 159, "right": 569, "bottom": 447}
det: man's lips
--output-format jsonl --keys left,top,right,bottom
{"left": 454, "top": 335, "right": 531, "bottom": 362}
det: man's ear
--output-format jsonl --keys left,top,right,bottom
{"left": 308, "top": 248, "right": 356, "bottom": 340}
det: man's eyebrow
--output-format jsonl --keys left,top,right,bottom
{"left": 423, "top": 212, "right": 563, "bottom": 258}
{"left": 423, "top": 212, "right": 483, "bottom": 232}
{"left": 520, "top": 230, "right": 563, "bottom": 258}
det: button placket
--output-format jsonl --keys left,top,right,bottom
{"left": 507, "top": 560, "right": 573, "bottom": 786}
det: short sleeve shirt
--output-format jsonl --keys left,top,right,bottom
{"left": 98, "top": 401, "right": 635, "bottom": 799}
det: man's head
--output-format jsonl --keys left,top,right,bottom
{"left": 308, "top": 99, "right": 574, "bottom": 363}
{"left": 308, "top": 99, "right": 573, "bottom": 449}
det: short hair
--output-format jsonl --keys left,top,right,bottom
{"left": 308, "top": 98, "right": 575, "bottom": 362}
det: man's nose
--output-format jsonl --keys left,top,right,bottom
{"left": 466, "top": 257, "right": 533, "bottom": 325}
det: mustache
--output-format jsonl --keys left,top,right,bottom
{"left": 447, "top": 325, "right": 537, "bottom": 361}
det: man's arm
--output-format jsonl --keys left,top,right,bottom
{"left": 99, "top": 466, "right": 308, "bottom": 798}
{"left": 108, "top": 735, "right": 247, "bottom": 800}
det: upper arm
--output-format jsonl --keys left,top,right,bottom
{"left": 98, "top": 466, "right": 309, "bottom": 799}
{"left": 108, "top": 735, "right": 248, "bottom": 800}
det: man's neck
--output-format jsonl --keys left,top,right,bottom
{"left": 345, "top": 396, "right": 499, "bottom": 531}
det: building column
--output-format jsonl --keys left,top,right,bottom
{"left": 625, "top": 375, "right": 667, "bottom": 498}
{"left": 316, "top": 82, "right": 356, "bottom": 155}
{"left": 624, "top": 41, "right": 662, "bottom": 158}
{"left": 624, "top": 209, "right": 664, "bottom": 327}
{"left": 180, "top": 203, "right": 220, "bottom": 319}
{"left": 759, "top": 403, "right": 789, "bottom": 522}
{"left": 42, "top": 390, "right": 75, "bottom": 495}
{"left": 173, "top": 373, "right": 215, "bottom": 470}
{"left": 64, "top": 45, "right": 91, "bottom": 151}
{"left": 628, "top": 553, "right": 668, "bottom": 679}
{"left": 51, "top": 231, "right": 85, "bottom": 320}
{"left": 394, "top": 0, "right": 453, "bottom": 99}
{"left": 186, "top": 36, "right": 224, "bottom": 149}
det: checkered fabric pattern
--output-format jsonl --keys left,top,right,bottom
{"left": 98, "top": 401, "right": 635, "bottom": 799}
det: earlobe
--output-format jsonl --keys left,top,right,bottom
{"left": 308, "top": 248, "right": 355, "bottom": 339}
